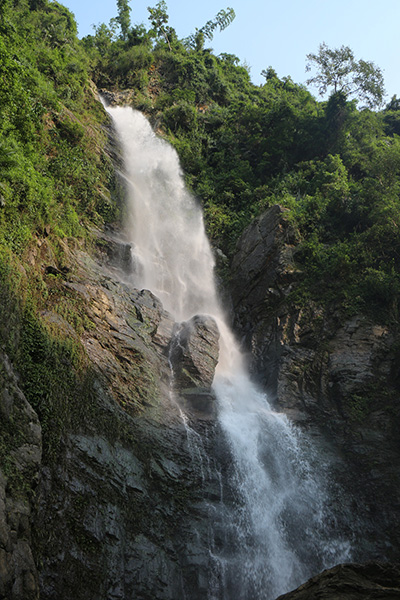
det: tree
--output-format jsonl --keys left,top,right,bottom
{"left": 261, "top": 66, "right": 278, "bottom": 81}
{"left": 306, "top": 43, "right": 385, "bottom": 109}
{"left": 147, "top": 0, "right": 171, "bottom": 50}
{"left": 200, "top": 7, "right": 236, "bottom": 42}
{"left": 184, "top": 7, "right": 236, "bottom": 50}
{"left": 116, "top": 0, "right": 131, "bottom": 41}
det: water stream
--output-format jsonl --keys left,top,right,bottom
{"left": 105, "top": 105, "right": 351, "bottom": 599}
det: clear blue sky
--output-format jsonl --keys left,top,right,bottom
{"left": 63, "top": 0, "right": 399, "bottom": 103}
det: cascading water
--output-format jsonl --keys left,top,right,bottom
{"left": 105, "top": 105, "right": 352, "bottom": 599}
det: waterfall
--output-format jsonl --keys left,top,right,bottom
{"left": 105, "top": 105, "right": 352, "bottom": 599}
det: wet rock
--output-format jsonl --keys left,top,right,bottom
{"left": 99, "top": 88, "right": 135, "bottom": 107}
{"left": 34, "top": 417, "right": 223, "bottom": 600}
{"left": 179, "top": 388, "right": 217, "bottom": 419}
{"left": 94, "top": 228, "right": 134, "bottom": 275}
{"left": 0, "top": 353, "right": 42, "bottom": 600}
{"left": 26, "top": 238, "right": 225, "bottom": 600}
{"left": 169, "top": 315, "right": 220, "bottom": 390}
{"left": 275, "top": 562, "right": 400, "bottom": 600}
{"left": 168, "top": 315, "right": 220, "bottom": 419}
{"left": 230, "top": 204, "right": 400, "bottom": 560}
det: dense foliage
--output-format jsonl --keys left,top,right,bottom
{"left": 0, "top": 0, "right": 118, "bottom": 255}
{"left": 0, "top": 0, "right": 120, "bottom": 460}
{"left": 81, "top": 5, "right": 399, "bottom": 323}
{"left": 1, "top": 0, "right": 399, "bottom": 339}
{"left": 306, "top": 43, "right": 385, "bottom": 108}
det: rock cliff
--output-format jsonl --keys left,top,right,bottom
{"left": 230, "top": 204, "right": 400, "bottom": 561}
{"left": 0, "top": 353, "right": 42, "bottom": 600}
{"left": 1, "top": 122, "right": 399, "bottom": 600}
{"left": 0, "top": 227, "right": 227, "bottom": 600}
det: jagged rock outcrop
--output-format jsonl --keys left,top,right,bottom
{"left": 99, "top": 89, "right": 135, "bottom": 107}
{"left": 231, "top": 204, "right": 297, "bottom": 322}
{"left": 230, "top": 204, "right": 400, "bottom": 560}
{"left": 22, "top": 233, "right": 225, "bottom": 600}
{"left": 169, "top": 315, "right": 220, "bottom": 417}
{"left": 0, "top": 353, "right": 42, "bottom": 600}
{"left": 170, "top": 315, "right": 220, "bottom": 389}
{"left": 275, "top": 562, "right": 400, "bottom": 600}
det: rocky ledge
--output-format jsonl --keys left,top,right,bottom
{"left": 276, "top": 562, "right": 400, "bottom": 600}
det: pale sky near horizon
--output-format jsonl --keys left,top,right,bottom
{"left": 63, "top": 0, "right": 399, "bottom": 104}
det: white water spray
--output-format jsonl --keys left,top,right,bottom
{"left": 111, "top": 108, "right": 220, "bottom": 321}
{"left": 106, "top": 105, "right": 351, "bottom": 599}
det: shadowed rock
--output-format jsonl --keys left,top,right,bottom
{"left": 230, "top": 203, "right": 400, "bottom": 561}
{"left": 275, "top": 562, "right": 400, "bottom": 600}
{"left": 0, "top": 352, "right": 42, "bottom": 600}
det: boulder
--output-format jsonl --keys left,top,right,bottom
{"left": 168, "top": 315, "right": 220, "bottom": 418}
{"left": 275, "top": 562, "right": 400, "bottom": 600}
{"left": 169, "top": 315, "right": 220, "bottom": 390}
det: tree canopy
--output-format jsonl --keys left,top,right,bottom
{"left": 306, "top": 43, "right": 385, "bottom": 109}
{"left": 147, "top": 1, "right": 171, "bottom": 50}
{"left": 1, "top": 0, "right": 399, "bottom": 324}
{"left": 183, "top": 7, "right": 236, "bottom": 50}
{"left": 116, "top": 0, "right": 131, "bottom": 41}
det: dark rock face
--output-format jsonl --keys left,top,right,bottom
{"left": 230, "top": 204, "right": 400, "bottom": 560}
{"left": 26, "top": 240, "right": 223, "bottom": 600}
{"left": 0, "top": 353, "right": 42, "bottom": 600}
{"left": 170, "top": 315, "right": 220, "bottom": 389}
{"left": 169, "top": 315, "right": 220, "bottom": 418}
{"left": 275, "top": 562, "right": 400, "bottom": 600}
{"left": 36, "top": 420, "right": 223, "bottom": 600}
{"left": 231, "top": 204, "right": 300, "bottom": 398}
{"left": 231, "top": 204, "right": 297, "bottom": 321}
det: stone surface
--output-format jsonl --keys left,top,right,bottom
{"left": 35, "top": 422, "right": 223, "bottom": 600}
{"left": 0, "top": 353, "right": 42, "bottom": 600}
{"left": 168, "top": 315, "right": 220, "bottom": 419}
{"left": 230, "top": 204, "right": 400, "bottom": 561}
{"left": 275, "top": 562, "right": 400, "bottom": 600}
{"left": 24, "top": 236, "right": 227, "bottom": 600}
{"left": 170, "top": 315, "right": 220, "bottom": 389}
{"left": 99, "top": 89, "right": 135, "bottom": 107}
{"left": 3, "top": 190, "right": 400, "bottom": 600}
{"left": 231, "top": 204, "right": 297, "bottom": 322}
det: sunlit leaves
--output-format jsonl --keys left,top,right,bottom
{"left": 306, "top": 43, "right": 385, "bottom": 108}
{"left": 183, "top": 7, "right": 236, "bottom": 50}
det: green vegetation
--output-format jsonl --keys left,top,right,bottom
{"left": 0, "top": 0, "right": 118, "bottom": 254}
{"left": 82, "top": 6, "right": 398, "bottom": 322}
{"left": 0, "top": 0, "right": 121, "bottom": 467}
{"left": 0, "top": 246, "right": 96, "bottom": 464}
{"left": 0, "top": 0, "right": 399, "bottom": 470}
{"left": 306, "top": 43, "right": 385, "bottom": 108}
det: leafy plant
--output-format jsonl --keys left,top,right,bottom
{"left": 306, "top": 42, "right": 385, "bottom": 108}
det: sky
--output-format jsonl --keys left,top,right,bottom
{"left": 63, "top": 0, "right": 399, "bottom": 103}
